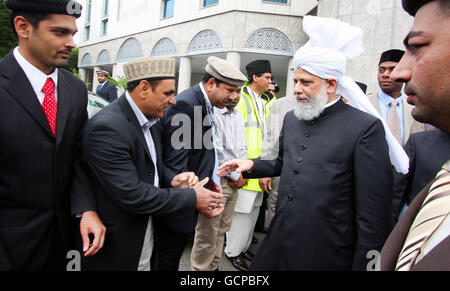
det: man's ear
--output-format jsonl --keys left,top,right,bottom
{"left": 138, "top": 80, "right": 151, "bottom": 98}
{"left": 326, "top": 78, "right": 338, "bottom": 94}
{"left": 14, "top": 16, "right": 32, "bottom": 41}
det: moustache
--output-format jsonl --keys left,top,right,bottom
{"left": 296, "top": 94, "right": 311, "bottom": 101}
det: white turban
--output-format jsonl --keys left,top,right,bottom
{"left": 294, "top": 16, "right": 409, "bottom": 174}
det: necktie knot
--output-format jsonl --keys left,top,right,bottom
{"left": 390, "top": 99, "right": 399, "bottom": 107}
{"left": 42, "top": 78, "right": 55, "bottom": 95}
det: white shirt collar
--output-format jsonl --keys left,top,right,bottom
{"left": 325, "top": 96, "right": 341, "bottom": 108}
{"left": 13, "top": 47, "right": 58, "bottom": 104}
{"left": 125, "top": 91, "right": 159, "bottom": 128}
{"left": 378, "top": 89, "right": 404, "bottom": 107}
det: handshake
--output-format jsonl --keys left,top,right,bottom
{"left": 171, "top": 172, "right": 224, "bottom": 219}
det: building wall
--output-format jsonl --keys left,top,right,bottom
{"left": 79, "top": 0, "right": 318, "bottom": 46}
{"left": 317, "top": 0, "right": 413, "bottom": 94}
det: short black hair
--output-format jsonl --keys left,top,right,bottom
{"left": 201, "top": 73, "right": 224, "bottom": 87}
{"left": 9, "top": 11, "right": 51, "bottom": 39}
{"left": 247, "top": 73, "right": 263, "bottom": 84}
{"left": 127, "top": 79, "right": 162, "bottom": 93}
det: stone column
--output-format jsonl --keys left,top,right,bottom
{"left": 93, "top": 66, "right": 101, "bottom": 93}
{"left": 178, "top": 56, "right": 192, "bottom": 93}
{"left": 285, "top": 58, "right": 294, "bottom": 97}
{"left": 79, "top": 68, "right": 87, "bottom": 84}
{"left": 226, "top": 52, "right": 241, "bottom": 71}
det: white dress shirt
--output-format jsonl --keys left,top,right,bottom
{"left": 13, "top": 47, "right": 58, "bottom": 103}
{"left": 125, "top": 91, "right": 159, "bottom": 271}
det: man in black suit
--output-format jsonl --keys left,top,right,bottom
{"left": 218, "top": 16, "right": 394, "bottom": 271}
{"left": 380, "top": 0, "right": 450, "bottom": 271}
{"left": 0, "top": 0, "right": 105, "bottom": 271}
{"left": 153, "top": 56, "right": 248, "bottom": 270}
{"left": 79, "top": 58, "right": 224, "bottom": 271}
{"left": 392, "top": 130, "right": 450, "bottom": 224}
{"left": 96, "top": 70, "right": 117, "bottom": 103}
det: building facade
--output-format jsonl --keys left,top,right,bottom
{"left": 77, "top": 0, "right": 412, "bottom": 96}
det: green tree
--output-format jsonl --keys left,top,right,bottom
{"left": 0, "top": 0, "right": 17, "bottom": 58}
{"left": 64, "top": 47, "right": 79, "bottom": 75}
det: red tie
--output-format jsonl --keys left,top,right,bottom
{"left": 42, "top": 78, "right": 57, "bottom": 137}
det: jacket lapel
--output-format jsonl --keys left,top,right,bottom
{"left": 2, "top": 53, "right": 54, "bottom": 138}
{"left": 150, "top": 123, "right": 163, "bottom": 174}
{"left": 56, "top": 71, "right": 72, "bottom": 146}
{"left": 118, "top": 95, "right": 152, "bottom": 160}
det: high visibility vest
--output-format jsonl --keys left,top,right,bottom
{"left": 236, "top": 85, "right": 277, "bottom": 192}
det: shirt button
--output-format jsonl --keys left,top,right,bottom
{"left": 301, "top": 145, "right": 307, "bottom": 150}
{"left": 293, "top": 170, "right": 300, "bottom": 175}
{"left": 290, "top": 182, "right": 296, "bottom": 188}
{"left": 288, "top": 195, "right": 294, "bottom": 201}
{"left": 305, "top": 132, "right": 311, "bottom": 138}
{"left": 148, "top": 170, "right": 154, "bottom": 176}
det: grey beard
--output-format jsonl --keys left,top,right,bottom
{"left": 294, "top": 87, "right": 329, "bottom": 121}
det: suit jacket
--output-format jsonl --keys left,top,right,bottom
{"left": 246, "top": 100, "right": 393, "bottom": 271}
{"left": 96, "top": 82, "right": 118, "bottom": 103}
{"left": 0, "top": 52, "right": 90, "bottom": 270}
{"left": 381, "top": 163, "right": 450, "bottom": 271}
{"left": 159, "top": 84, "right": 215, "bottom": 233}
{"left": 79, "top": 95, "right": 197, "bottom": 270}
{"left": 392, "top": 130, "right": 450, "bottom": 223}
{"left": 367, "top": 92, "right": 424, "bottom": 144}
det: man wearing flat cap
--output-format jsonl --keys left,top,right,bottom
{"left": 96, "top": 70, "right": 118, "bottom": 103}
{"left": 79, "top": 57, "right": 224, "bottom": 271}
{"left": 224, "top": 60, "right": 273, "bottom": 271}
{"left": 0, "top": 0, "right": 105, "bottom": 271}
{"left": 380, "top": 0, "right": 450, "bottom": 271}
{"left": 368, "top": 49, "right": 425, "bottom": 147}
{"left": 155, "top": 56, "right": 247, "bottom": 270}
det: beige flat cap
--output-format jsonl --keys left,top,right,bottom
{"left": 205, "top": 56, "right": 248, "bottom": 86}
{"left": 96, "top": 70, "right": 109, "bottom": 76}
{"left": 124, "top": 58, "right": 176, "bottom": 83}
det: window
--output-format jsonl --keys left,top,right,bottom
{"left": 263, "top": 0, "right": 288, "bottom": 3}
{"left": 86, "top": 0, "right": 92, "bottom": 22}
{"left": 85, "top": 25, "right": 90, "bottom": 41}
{"left": 101, "top": 19, "right": 108, "bottom": 36}
{"left": 103, "top": 0, "right": 109, "bottom": 16}
{"left": 162, "top": 0, "right": 174, "bottom": 18}
{"left": 203, "top": 0, "right": 218, "bottom": 7}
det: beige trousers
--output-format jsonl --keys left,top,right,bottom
{"left": 190, "top": 178, "right": 239, "bottom": 271}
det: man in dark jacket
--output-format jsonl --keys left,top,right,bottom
{"left": 96, "top": 70, "right": 117, "bottom": 103}
{"left": 0, "top": 0, "right": 105, "bottom": 271}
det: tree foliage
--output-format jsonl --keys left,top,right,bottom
{"left": 0, "top": 0, "right": 17, "bottom": 58}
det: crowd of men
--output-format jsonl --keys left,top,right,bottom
{"left": 0, "top": 0, "right": 449, "bottom": 271}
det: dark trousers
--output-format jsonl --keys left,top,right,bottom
{"left": 151, "top": 222, "right": 191, "bottom": 271}
{"left": 255, "top": 192, "right": 268, "bottom": 232}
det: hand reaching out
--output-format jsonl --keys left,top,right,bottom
{"left": 194, "top": 178, "right": 225, "bottom": 218}
{"left": 171, "top": 172, "right": 199, "bottom": 189}
{"left": 217, "top": 159, "right": 254, "bottom": 178}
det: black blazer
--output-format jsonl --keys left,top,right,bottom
{"left": 0, "top": 52, "right": 90, "bottom": 270}
{"left": 392, "top": 130, "right": 450, "bottom": 223}
{"left": 79, "top": 95, "right": 197, "bottom": 270}
{"left": 96, "top": 82, "right": 117, "bottom": 103}
{"left": 159, "top": 84, "right": 215, "bottom": 233}
{"left": 246, "top": 100, "right": 393, "bottom": 271}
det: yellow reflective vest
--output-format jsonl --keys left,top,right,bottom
{"left": 236, "top": 84, "right": 277, "bottom": 192}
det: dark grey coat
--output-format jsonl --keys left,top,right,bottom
{"left": 246, "top": 99, "right": 393, "bottom": 271}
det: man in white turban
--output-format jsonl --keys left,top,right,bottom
{"left": 217, "top": 16, "right": 395, "bottom": 270}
